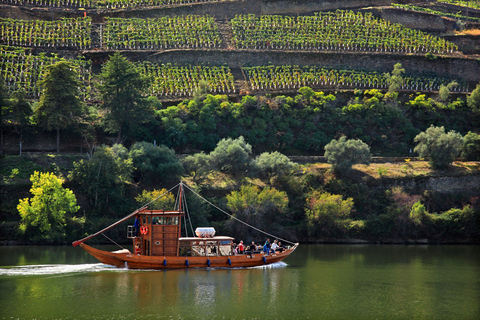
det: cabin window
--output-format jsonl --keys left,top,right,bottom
{"left": 158, "top": 217, "right": 165, "bottom": 225}
{"left": 172, "top": 217, "right": 179, "bottom": 225}
{"left": 142, "top": 216, "right": 146, "bottom": 224}
{"left": 219, "top": 240, "right": 232, "bottom": 256}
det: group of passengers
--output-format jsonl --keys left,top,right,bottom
{"left": 232, "top": 238, "right": 285, "bottom": 256}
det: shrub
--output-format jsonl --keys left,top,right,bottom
{"left": 209, "top": 136, "right": 253, "bottom": 176}
{"left": 254, "top": 151, "right": 298, "bottom": 181}
{"left": 461, "top": 131, "right": 480, "bottom": 160}
{"left": 129, "top": 142, "right": 183, "bottom": 185}
{"left": 324, "top": 136, "right": 371, "bottom": 174}
{"left": 135, "top": 189, "right": 175, "bottom": 210}
{"left": 305, "top": 190, "right": 354, "bottom": 238}
{"left": 413, "top": 125, "right": 463, "bottom": 169}
{"left": 467, "top": 83, "right": 480, "bottom": 112}
{"left": 18, "top": 171, "right": 81, "bottom": 242}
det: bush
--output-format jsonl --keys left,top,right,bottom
{"left": 17, "top": 171, "right": 81, "bottom": 242}
{"left": 209, "top": 136, "right": 252, "bottom": 176}
{"left": 254, "top": 151, "right": 298, "bottom": 181}
{"left": 461, "top": 131, "right": 480, "bottom": 160}
{"left": 181, "top": 152, "right": 211, "bottom": 182}
{"left": 68, "top": 145, "right": 134, "bottom": 216}
{"left": 305, "top": 190, "right": 354, "bottom": 238}
{"left": 129, "top": 142, "right": 183, "bottom": 185}
{"left": 467, "top": 83, "right": 480, "bottom": 112}
{"left": 324, "top": 136, "right": 371, "bottom": 174}
{"left": 135, "top": 188, "right": 175, "bottom": 210}
{"left": 226, "top": 185, "right": 289, "bottom": 240}
{"left": 413, "top": 125, "right": 463, "bottom": 169}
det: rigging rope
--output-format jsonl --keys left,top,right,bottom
{"left": 182, "top": 189, "right": 195, "bottom": 237}
{"left": 102, "top": 233, "right": 125, "bottom": 250}
{"left": 181, "top": 182, "right": 297, "bottom": 246}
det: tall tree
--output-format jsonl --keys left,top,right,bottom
{"left": 98, "top": 53, "right": 153, "bottom": 142}
{"left": 35, "top": 61, "right": 84, "bottom": 153}
{"left": 10, "top": 90, "right": 33, "bottom": 155}
{"left": 0, "top": 78, "right": 10, "bottom": 155}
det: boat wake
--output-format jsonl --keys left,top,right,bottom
{"left": 250, "top": 261, "right": 288, "bottom": 269}
{"left": 0, "top": 263, "right": 124, "bottom": 276}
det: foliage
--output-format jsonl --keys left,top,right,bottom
{"left": 68, "top": 144, "right": 134, "bottom": 216}
{"left": 231, "top": 11, "right": 457, "bottom": 53}
{"left": 305, "top": 190, "right": 354, "bottom": 238}
{"left": 461, "top": 131, "right": 480, "bottom": 160}
{"left": 182, "top": 152, "right": 211, "bottom": 182}
{"left": 414, "top": 125, "right": 464, "bottom": 169}
{"left": 135, "top": 188, "right": 175, "bottom": 210}
{"left": 254, "top": 151, "right": 298, "bottom": 181}
{"left": 467, "top": 83, "right": 480, "bottom": 112}
{"left": 384, "top": 63, "right": 405, "bottom": 95}
{"left": 226, "top": 185, "right": 289, "bottom": 240}
{"left": 438, "top": 81, "right": 458, "bottom": 103}
{"left": 128, "top": 141, "right": 183, "bottom": 185}
{"left": 324, "top": 136, "right": 371, "bottom": 174}
{"left": 17, "top": 171, "right": 81, "bottom": 242}
{"left": 35, "top": 60, "right": 85, "bottom": 153}
{"left": 98, "top": 52, "right": 153, "bottom": 142}
{"left": 209, "top": 136, "right": 253, "bottom": 176}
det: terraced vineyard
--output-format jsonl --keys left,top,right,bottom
{"left": 0, "top": 1, "right": 479, "bottom": 99}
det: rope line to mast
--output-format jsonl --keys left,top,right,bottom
{"left": 182, "top": 183, "right": 296, "bottom": 246}
{"left": 101, "top": 233, "right": 125, "bottom": 250}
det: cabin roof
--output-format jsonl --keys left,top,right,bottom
{"left": 179, "top": 236, "right": 235, "bottom": 241}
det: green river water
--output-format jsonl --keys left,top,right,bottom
{"left": 0, "top": 244, "right": 479, "bottom": 319}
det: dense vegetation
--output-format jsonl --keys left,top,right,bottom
{"left": 1, "top": 0, "right": 479, "bottom": 245}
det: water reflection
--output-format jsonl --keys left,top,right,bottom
{"left": 0, "top": 245, "right": 479, "bottom": 319}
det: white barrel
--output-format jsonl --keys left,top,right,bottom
{"left": 195, "top": 227, "right": 216, "bottom": 238}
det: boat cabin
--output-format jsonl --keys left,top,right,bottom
{"left": 127, "top": 208, "right": 233, "bottom": 257}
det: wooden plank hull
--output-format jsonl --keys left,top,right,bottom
{"left": 80, "top": 243, "right": 298, "bottom": 269}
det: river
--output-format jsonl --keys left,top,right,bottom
{"left": 0, "top": 244, "right": 479, "bottom": 319}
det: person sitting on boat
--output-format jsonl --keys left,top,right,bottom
{"left": 277, "top": 241, "right": 285, "bottom": 253}
{"left": 263, "top": 239, "right": 271, "bottom": 255}
{"left": 135, "top": 243, "right": 141, "bottom": 255}
{"left": 232, "top": 243, "right": 238, "bottom": 255}
{"left": 247, "top": 241, "right": 257, "bottom": 257}
{"left": 238, "top": 241, "right": 245, "bottom": 254}
{"left": 271, "top": 240, "right": 279, "bottom": 254}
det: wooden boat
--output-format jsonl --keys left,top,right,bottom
{"left": 73, "top": 183, "right": 298, "bottom": 269}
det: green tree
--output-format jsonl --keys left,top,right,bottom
{"left": 0, "top": 78, "right": 11, "bottom": 155}
{"left": 35, "top": 61, "right": 84, "bottom": 153}
{"left": 384, "top": 63, "right": 405, "bottom": 96}
{"left": 69, "top": 144, "right": 134, "bottom": 215}
{"left": 414, "top": 125, "right": 464, "bottom": 169}
{"left": 129, "top": 142, "right": 183, "bottom": 185}
{"left": 438, "top": 81, "right": 458, "bottom": 103}
{"left": 226, "top": 185, "right": 289, "bottom": 239}
{"left": 182, "top": 152, "right": 211, "bottom": 182}
{"left": 17, "top": 171, "right": 80, "bottom": 241}
{"left": 324, "top": 136, "right": 371, "bottom": 174}
{"left": 98, "top": 53, "right": 153, "bottom": 142}
{"left": 210, "top": 136, "right": 253, "bottom": 176}
{"left": 254, "top": 151, "right": 298, "bottom": 182}
{"left": 305, "top": 190, "right": 354, "bottom": 238}
{"left": 135, "top": 188, "right": 176, "bottom": 210}
{"left": 9, "top": 90, "right": 33, "bottom": 155}
{"left": 461, "top": 131, "right": 480, "bottom": 160}
{"left": 467, "top": 83, "right": 480, "bottom": 112}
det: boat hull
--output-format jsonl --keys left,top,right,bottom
{"left": 80, "top": 243, "right": 298, "bottom": 269}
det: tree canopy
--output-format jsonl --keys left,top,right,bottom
{"left": 98, "top": 52, "right": 153, "bottom": 142}
{"left": 17, "top": 171, "right": 80, "bottom": 241}
{"left": 324, "top": 136, "right": 371, "bottom": 174}
{"left": 35, "top": 61, "right": 84, "bottom": 153}
{"left": 414, "top": 125, "right": 464, "bottom": 169}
